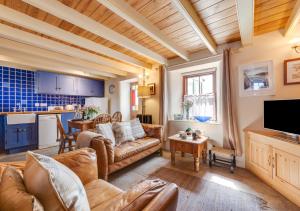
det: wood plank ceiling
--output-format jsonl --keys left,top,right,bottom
{"left": 0, "top": 0, "right": 298, "bottom": 77}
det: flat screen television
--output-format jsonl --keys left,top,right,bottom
{"left": 264, "top": 99, "right": 300, "bottom": 135}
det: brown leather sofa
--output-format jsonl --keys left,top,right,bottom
{"left": 0, "top": 148, "right": 178, "bottom": 211}
{"left": 89, "top": 124, "right": 163, "bottom": 180}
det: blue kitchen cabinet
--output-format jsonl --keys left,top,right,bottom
{"left": 58, "top": 75, "right": 76, "bottom": 95}
{"left": 36, "top": 71, "right": 104, "bottom": 97}
{"left": 61, "top": 112, "right": 75, "bottom": 132}
{"left": 0, "top": 116, "right": 38, "bottom": 153}
{"left": 77, "top": 78, "right": 104, "bottom": 97}
{"left": 91, "top": 79, "right": 104, "bottom": 97}
{"left": 36, "top": 71, "right": 59, "bottom": 95}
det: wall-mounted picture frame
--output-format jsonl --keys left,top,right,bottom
{"left": 148, "top": 83, "right": 155, "bottom": 95}
{"left": 239, "top": 60, "right": 275, "bottom": 97}
{"left": 284, "top": 58, "right": 300, "bottom": 85}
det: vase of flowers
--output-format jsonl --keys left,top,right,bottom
{"left": 84, "top": 106, "right": 100, "bottom": 119}
{"left": 183, "top": 98, "right": 193, "bottom": 120}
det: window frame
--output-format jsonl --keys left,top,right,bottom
{"left": 182, "top": 69, "right": 218, "bottom": 121}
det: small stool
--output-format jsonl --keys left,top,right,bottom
{"left": 209, "top": 146, "right": 236, "bottom": 173}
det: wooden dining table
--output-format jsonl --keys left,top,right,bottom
{"left": 68, "top": 119, "right": 94, "bottom": 134}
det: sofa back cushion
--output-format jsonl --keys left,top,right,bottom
{"left": 96, "top": 123, "right": 116, "bottom": 146}
{"left": 113, "top": 122, "right": 135, "bottom": 145}
{"left": 130, "top": 118, "right": 146, "bottom": 139}
{"left": 0, "top": 166, "right": 44, "bottom": 211}
{"left": 24, "top": 151, "right": 90, "bottom": 211}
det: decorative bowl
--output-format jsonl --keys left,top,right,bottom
{"left": 194, "top": 116, "right": 211, "bottom": 123}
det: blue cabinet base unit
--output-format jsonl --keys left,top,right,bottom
{"left": 0, "top": 116, "right": 38, "bottom": 154}
{"left": 61, "top": 112, "right": 75, "bottom": 133}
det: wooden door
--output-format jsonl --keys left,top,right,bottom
{"left": 273, "top": 149, "right": 300, "bottom": 189}
{"left": 249, "top": 139, "right": 273, "bottom": 178}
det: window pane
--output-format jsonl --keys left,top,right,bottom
{"left": 193, "top": 77, "right": 199, "bottom": 95}
{"left": 187, "top": 78, "right": 194, "bottom": 95}
{"left": 200, "top": 74, "right": 213, "bottom": 94}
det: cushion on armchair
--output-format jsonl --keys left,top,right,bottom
{"left": 24, "top": 151, "right": 90, "bottom": 211}
{"left": 113, "top": 122, "right": 135, "bottom": 145}
{"left": 0, "top": 167, "right": 44, "bottom": 211}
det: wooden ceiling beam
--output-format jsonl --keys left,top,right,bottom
{"left": 0, "top": 38, "right": 126, "bottom": 77}
{"left": 0, "top": 48, "right": 110, "bottom": 80}
{"left": 0, "top": 23, "right": 141, "bottom": 74}
{"left": 171, "top": 0, "right": 217, "bottom": 55}
{"left": 23, "top": 0, "right": 167, "bottom": 64}
{"left": 235, "top": 0, "right": 254, "bottom": 45}
{"left": 0, "top": 5, "right": 148, "bottom": 70}
{"left": 284, "top": 0, "right": 300, "bottom": 37}
{"left": 97, "top": 0, "right": 190, "bottom": 61}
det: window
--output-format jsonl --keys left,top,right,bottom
{"left": 183, "top": 70, "right": 217, "bottom": 121}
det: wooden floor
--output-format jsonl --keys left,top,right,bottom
{"left": 0, "top": 148, "right": 298, "bottom": 210}
{"left": 109, "top": 152, "right": 299, "bottom": 211}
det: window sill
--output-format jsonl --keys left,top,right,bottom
{"left": 168, "top": 119, "right": 221, "bottom": 125}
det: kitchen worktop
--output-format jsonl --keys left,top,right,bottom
{"left": 0, "top": 110, "right": 76, "bottom": 115}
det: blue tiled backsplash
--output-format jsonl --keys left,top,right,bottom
{"left": 0, "top": 66, "right": 85, "bottom": 112}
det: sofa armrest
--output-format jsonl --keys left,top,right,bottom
{"left": 54, "top": 148, "right": 97, "bottom": 185}
{"left": 142, "top": 124, "right": 163, "bottom": 141}
{"left": 90, "top": 136, "right": 114, "bottom": 180}
{"left": 143, "top": 183, "right": 178, "bottom": 211}
{"left": 90, "top": 179, "right": 177, "bottom": 211}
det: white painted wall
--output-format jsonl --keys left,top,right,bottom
{"left": 230, "top": 26, "right": 300, "bottom": 167}
{"left": 167, "top": 24, "right": 300, "bottom": 167}
{"left": 166, "top": 60, "right": 224, "bottom": 152}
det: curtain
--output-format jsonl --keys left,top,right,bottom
{"left": 222, "top": 49, "right": 242, "bottom": 156}
{"left": 184, "top": 94, "right": 216, "bottom": 120}
{"left": 160, "top": 65, "right": 169, "bottom": 142}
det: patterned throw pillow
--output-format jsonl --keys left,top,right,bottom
{"left": 112, "top": 122, "right": 135, "bottom": 145}
{"left": 96, "top": 123, "right": 116, "bottom": 146}
{"left": 131, "top": 118, "right": 146, "bottom": 139}
{"left": 24, "top": 151, "right": 90, "bottom": 211}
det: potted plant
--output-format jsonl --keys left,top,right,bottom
{"left": 84, "top": 106, "right": 100, "bottom": 119}
{"left": 183, "top": 98, "right": 193, "bottom": 120}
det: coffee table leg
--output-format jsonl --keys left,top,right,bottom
{"left": 171, "top": 151, "right": 175, "bottom": 165}
{"left": 181, "top": 152, "right": 185, "bottom": 157}
{"left": 194, "top": 157, "right": 200, "bottom": 172}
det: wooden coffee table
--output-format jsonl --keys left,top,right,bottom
{"left": 168, "top": 134, "right": 208, "bottom": 172}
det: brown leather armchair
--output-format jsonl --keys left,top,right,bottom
{"left": 0, "top": 148, "right": 178, "bottom": 211}
{"left": 89, "top": 124, "right": 163, "bottom": 180}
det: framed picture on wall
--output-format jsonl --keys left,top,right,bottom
{"left": 239, "top": 60, "right": 275, "bottom": 97}
{"left": 148, "top": 83, "right": 155, "bottom": 95}
{"left": 284, "top": 58, "right": 300, "bottom": 85}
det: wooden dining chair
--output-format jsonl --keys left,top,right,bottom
{"left": 56, "top": 115, "right": 75, "bottom": 154}
{"left": 93, "top": 113, "right": 112, "bottom": 128}
{"left": 112, "top": 111, "right": 122, "bottom": 123}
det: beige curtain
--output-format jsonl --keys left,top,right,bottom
{"left": 222, "top": 49, "right": 242, "bottom": 156}
{"left": 159, "top": 65, "right": 169, "bottom": 142}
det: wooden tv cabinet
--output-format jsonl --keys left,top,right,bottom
{"left": 245, "top": 129, "right": 300, "bottom": 207}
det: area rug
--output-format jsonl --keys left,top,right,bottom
{"left": 149, "top": 167, "right": 271, "bottom": 211}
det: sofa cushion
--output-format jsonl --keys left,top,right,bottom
{"left": 114, "top": 137, "right": 160, "bottom": 162}
{"left": 24, "top": 151, "right": 90, "bottom": 211}
{"left": 113, "top": 122, "right": 135, "bottom": 145}
{"left": 131, "top": 118, "right": 146, "bottom": 139}
{"left": 85, "top": 179, "right": 123, "bottom": 209}
{"left": 96, "top": 123, "right": 116, "bottom": 146}
{"left": 0, "top": 166, "right": 44, "bottom": 211}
